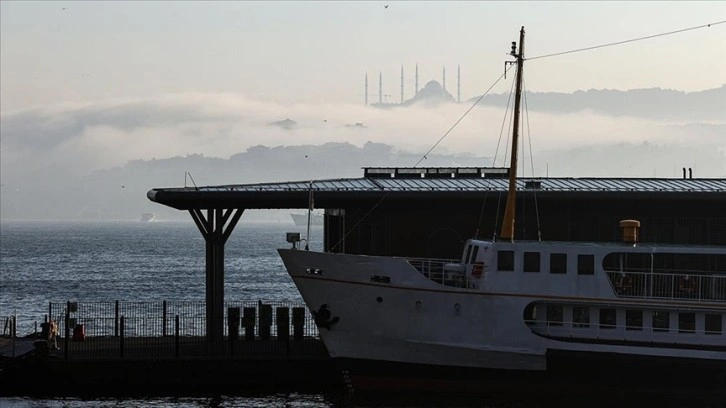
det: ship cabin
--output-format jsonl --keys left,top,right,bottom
{"left": 408, "top": 232, "right": 726, "bottom": 349}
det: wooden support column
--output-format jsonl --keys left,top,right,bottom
{"left": 189, "top": 207, "right": 245, "bottom": 342}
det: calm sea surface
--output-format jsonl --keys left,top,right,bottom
{"left": 0, "top": 220, "right": 319, "bottom": 332}
{"left": 1, "top": 220, "right": 347, "bottom": 408}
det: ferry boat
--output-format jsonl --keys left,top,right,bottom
{"left": 140, "top": 213, "right": 157, "bottom": 222}
{"left": 277, "top": 27, "right": 726, "bottom": 394}
{"left": 290, "top": 212, "right": 323, "bottom": 226}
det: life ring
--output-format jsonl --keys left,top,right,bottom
{"left": 614, "top": 275, "right": 633, "bottom": 292}
{"left": 471, "top": 262, "right": 485, "bottom": 278}
{"left": 678, "top": 276, "right": 698, "bottom": 294}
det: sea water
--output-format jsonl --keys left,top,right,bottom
{"left": 0, "top": 219, "right": 319, "bottom": 332}
{"left": 0, "top": 219, "right": 344, "bottom": 408}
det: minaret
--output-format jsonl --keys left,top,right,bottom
{"left": 415, "top": 64, "right": 419, "bottom": 95}
{"left": 400, "top": 65, "right": 404, "bottom": 104}
{"left": 442, "top": 66, "right": 446, "bottom": 91}
{"left": 457, "top": 64, "right": 461, "bottom": 103}
{"left": 365, "top": 73, "right": 368, "bottom": 106}
{"left": 379, "top": 71, "right": 382, "bottom": 104}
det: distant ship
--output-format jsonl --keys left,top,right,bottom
{"left": 290, "top": 213, "right": 323, "bottom": 226}
{"left": 140, "top": 213, "right": 157, "bottom": 222}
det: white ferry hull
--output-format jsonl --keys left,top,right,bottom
{"left": 278, "top": 247, "right": 726, "bottom": 392}
{"left": 279, "top": 249, "right": 547, "bottom": 370}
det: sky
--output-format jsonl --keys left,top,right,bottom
{"left": 1, "top": 1, "right": 725, "bottom": 110}
{"left": 1, "top": 1, "right": 725, "bottom": 219}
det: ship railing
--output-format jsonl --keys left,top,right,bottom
{"left": 526, "top": 317, "right": 724, "bottom": 344}
{"left": 604, "top": 269, "right": 726, "bottom": 302}
{"left": 406, "top": 257, "right": 468, "bottom": 288}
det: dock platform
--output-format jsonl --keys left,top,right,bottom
{"left": 1, "top": 300, "right": 343, "bottom": 397}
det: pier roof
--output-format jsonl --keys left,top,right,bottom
{"left": 147, "top": 168, "right": 726, "bottom": 210}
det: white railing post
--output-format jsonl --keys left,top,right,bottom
{"left": 671, "top": 274, "right": 675, "bottom": 300}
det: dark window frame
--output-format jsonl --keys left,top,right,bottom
{"left": 546, "top": 304, "right": 563, "bottom": 327}
{"left": 625, "top": 309, "right": 643, "bottom": 331}
{"left": 678, "top": 312, "right": 696, "bottom": 334}
{"left": 599, "top": 308, "right": 616, "bottom": 329}
{"left": 470, "top": 246, "right": 480, "bottom": 264}
{"left": 577, "top": 254, "right": 595, "bottom": 275}
{"left": 653, "top": 311, "right": 670, "bottom": 332}
{"left": 572, "top": 306, "right": 590, "bottom": 328}
{"left": 550, "top": 253, "right": 567, "bottom": 274}
{"left": 498, "top": 250, "right": 515, "bottom": 272}
{"left": 705, "top": 314, "right": 722, "bottom": 335}
{"left": 523, "top": 252, "right": 540, "bottom": 273}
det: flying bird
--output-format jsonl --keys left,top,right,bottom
{"left": 384, "top": 5, "right": 388, "bottom": 8}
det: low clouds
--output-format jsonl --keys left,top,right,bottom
{"left": 1, "top": 91, "right": 724, "bottom": 219}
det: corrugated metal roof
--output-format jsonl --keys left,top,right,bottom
{"left": 169, "top": 177, "right": 726, "bottom": 193}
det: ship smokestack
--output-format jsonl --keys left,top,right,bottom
{"left": 619, "top": 219, "right": 641, "bottom": 244}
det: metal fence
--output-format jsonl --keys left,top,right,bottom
{"left": 34, "top": 300, "right": 323, "bottom": 360}
{"left": 605, "top": 270, "right": 726, "bottom": 302}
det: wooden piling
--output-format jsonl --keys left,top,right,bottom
{"left": 292, "top": 307, "right": 305, "bottom": 341}
{"left": 259, "top": 304, "right": 272, "bottom": 340}
{"left": 243, "top": 307, "right": 255, "bottom": 341}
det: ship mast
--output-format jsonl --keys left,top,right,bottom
{"left": 499, "top": 26, "right": 525, "bottom": 242}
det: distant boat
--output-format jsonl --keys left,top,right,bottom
{"left": 140, "top": 213, "right": 157, "bottom": 222}
{"left": 290, "top": 213, "right": 323, "bottom": 226}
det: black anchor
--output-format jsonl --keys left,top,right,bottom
{"left": 312, "top": 304, "right": 340, "bottom": 330}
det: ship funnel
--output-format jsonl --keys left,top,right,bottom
{"left": 619, "top": 219, "right": 641, "bottom": 244}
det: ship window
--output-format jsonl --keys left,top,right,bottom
{"left": 678, "top": 313, "right": 695, "bottom": 334}
{"left": 626, "top": 310, "right": 643, "bottom": 331}
{"left": 524, "top": 252, "right": 540, "bottom": 273}
{"left": 572, "top": 307, "right": 590, "bottom": 328}
{"left": 471, "top": 246, "right": 480, "bottom": 264}
{"left": 464, "top": 245, "right": 473, "bottom": 263}
{"left": 653, "top": 311, "right": 670, "bottom": 332}
{"left": 577, "top": 254, "right": 595, "bottom": 275}
{"left": 498, "top": 251, "right": 514, "bottom": 271}
{"left": 550, "top": 253, "right": 567, "bottom": 274}
{"left": 599, "top": 308, "right": 616, "bottom": 329}
{"left": 546, "top": 304, "right": 563, "bottom": 327}
{"left": 705, "top": 314, "right": 722, "bottom": 335}
{"left": 602, "top": 252, "right": 651, "bottom": 273}
{"left": 523, "top": 303, "right": 537, "bottom": 326}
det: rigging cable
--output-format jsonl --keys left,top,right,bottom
{"left": 526, "top": 20, "right": 726, "bottom": 61}
{"left": 523, "top": 77, "right": 542, "bottom": 242}
{"left": 491, "top": 73, "right": 517, "bottom": 240}
{"left": 480, "top": 69, "right": 516, "bottom": 240}
{"left": 492, "top": 72, "right": 517, "bottom": 168}
{"left": 330, "top": 66, "right": 515, "bottom": 252}
{"left": 413, "top": 63, "right": 515, "bottom": 167}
